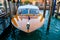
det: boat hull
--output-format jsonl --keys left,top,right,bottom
{"left": 11, "top": 14, "right": 44, "bottom": 33}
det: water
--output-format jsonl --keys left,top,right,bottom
{"left": 0, "top": 10, "right": 60, "bottom": 40}
{"left": 0, "top": 16, "right": 10, "bottom": 34}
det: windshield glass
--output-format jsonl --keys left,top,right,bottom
{"left": 30, "top": 9, "right": 39, "bottom": 14}
{"left": 21, "top": 9, "right": 28, "bottom": 14}
{"left": 18, "top": 8, "right": 39, "bottom": 14}
{"left": 18, "top": 8, "right": 28, "bottom": 14}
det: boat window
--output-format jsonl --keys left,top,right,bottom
{"left": 18, "top": 8, "right": 39, "bottom": 14}
{"left": 29, "top": 9, "right": 39, "bottom": 14}
{"left": 21, "top": 9, "right": 28, "bottom": 14}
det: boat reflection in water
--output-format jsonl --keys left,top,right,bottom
{"left": 11, "top": 5, "right": 45, "bottom": 33}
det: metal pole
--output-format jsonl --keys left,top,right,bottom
{"left": 46, "top": 0, "right": 53, "bottom": 35}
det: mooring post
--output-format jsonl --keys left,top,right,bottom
{"left": 43, "top": 0, "right": 46, "bottom": 18}
{"left": 46, "top": 0, "right": 53, "bottom": 35}
{"left": 7, "top": 0, "right": 12, "bottom": 18}
{"left": 52, "top": 0, "right": 56, "bottom": 16}
{"left": 57, "top": 2, "right": 60, "bottom": 15}
{"left": 7, "top": 0, "right": 13, "bottom": 30}
{"left": 17, "top": 0, "right": 21, "bottom": 8}
{"left": 2, "top": 0, "right": 7, "bottom": 29}
{"left": 57, "top": 5, "right": 59, "bottom": 14}
{"left": 4, "top": 0, "right": 7, "bottom": 13}
{"left": 7, "top": 0, "right": 13, "bottom": 29}
{"left": 55, "top": 3, "right": 59, "bottom": 18}
{"left": 12, "top": 0, "right": 17, "bottom": 15}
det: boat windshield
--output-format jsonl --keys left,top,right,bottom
{"left": 30, "top": 9, "right": 39, "bottom": 14}
{"left": 18, "top": 8, "right": 39, "bottom": 14}
{"left": 21, "top": 9, "right": 28, "bottom": 14}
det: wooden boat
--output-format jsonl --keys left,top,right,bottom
{"left": 11, "top": 5, "right": 45, "bottom": 33}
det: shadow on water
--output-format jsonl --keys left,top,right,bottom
{"left": 18, "top": 30, "right": 42, "bottom": 40}
{"left": 6, "top": 28, "right": 42, "bottom": 40}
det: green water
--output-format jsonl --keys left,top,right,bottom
{"left": 1, "top": 10, "right": 60, "bottom": 40}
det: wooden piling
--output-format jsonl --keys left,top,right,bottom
{"left": 43, "top": 0, "right": 46, "bottom": 18}
{"left": 8, "top": 0, "right": 12, "bottom": 18}
{"left": 46, "top": 0, "right": 53, "bottom": 35}
{"left": 55, "top": 3, "right": 59, "bottom": 18}
{"left": 4, "top": 0, "right": 7, "bottom": 13}
{"left": 2, "top": 0, "right": 8, "bottom": 29}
